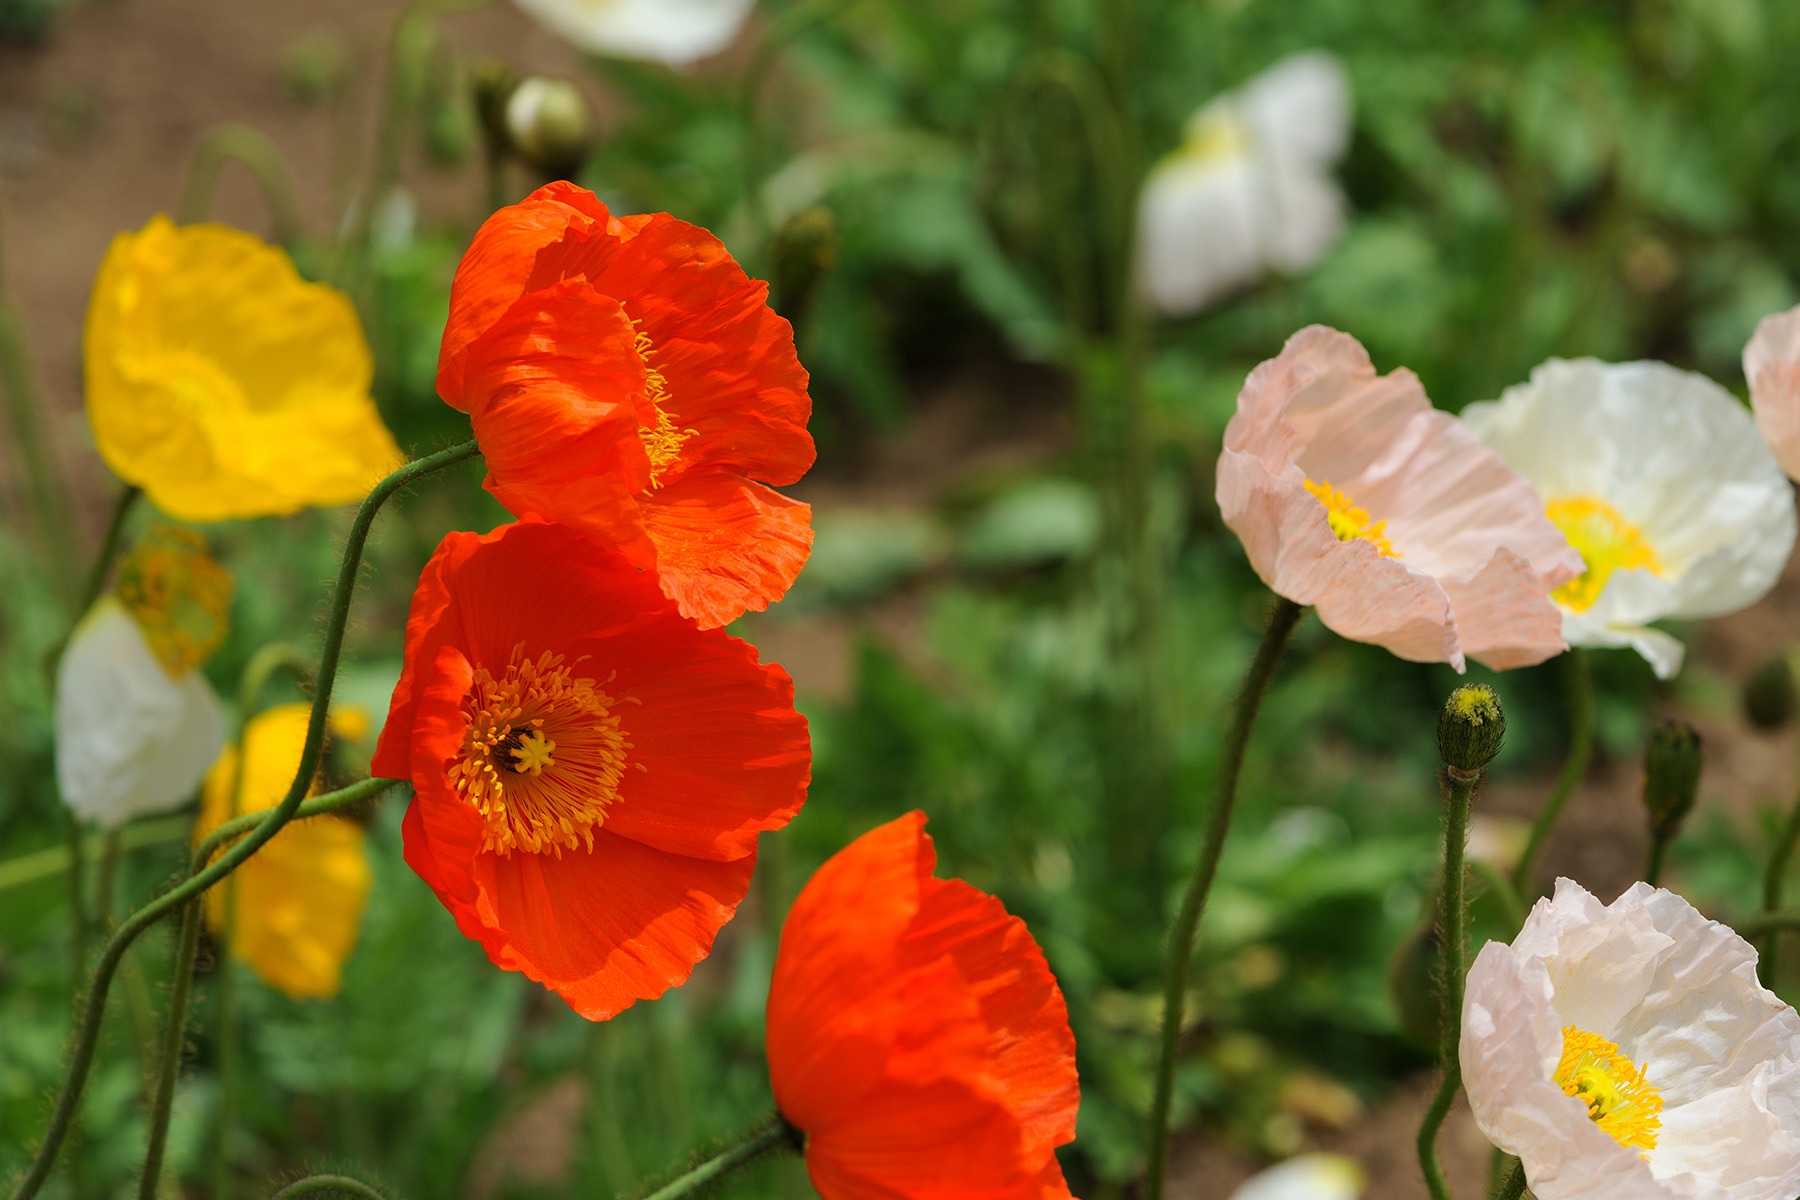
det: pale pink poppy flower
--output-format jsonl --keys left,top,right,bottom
{"left": 1744, "top": 305, "right": 1800, "bottom": 481}
{"left": 1217, "top": 326, "right": 1583, "bottom": 670}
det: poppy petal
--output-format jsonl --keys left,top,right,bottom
{"left": 638, "top": 472, "right": 814, "bottom": 628}
{"left": 471, "top": 833, "right": 756, "bottom": 1020}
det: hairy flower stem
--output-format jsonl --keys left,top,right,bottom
{"left": 1513, "top": 649, "right": 1592, "bottom": 894}
{"left": 136, "top": 899, "right": 201, "bottom": 1200}
{"left": 643, "top": 1116, "right": 802, "bottom": 1200}
{"left": 10, "top": 439, "right": 477, "bottom": 1200}
{"left": 1419, "top": 764, "right": 1483, "bottom": 1200}
{"left": 1494, "top": 1159, "right": 1527, "bottom": 1200}
{"left": 1761, "top": 775, "right": 1800, "bottom": 987}
{"left": 1144, "top": 596, "right": 1302, "bottom": 1200}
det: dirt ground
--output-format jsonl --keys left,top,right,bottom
{"left": 7, "top": 4, "right": 1800, "bottom": 1198}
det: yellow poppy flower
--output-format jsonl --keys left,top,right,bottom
{"left": 85, "top": 217, "right": 404, "bottom": 521}
{"left": 197, "top": 704, "right": 373, "bottom": 999}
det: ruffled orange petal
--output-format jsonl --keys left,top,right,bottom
{"left": 639, "top": 472, "right": 814, "bottom": 628}
{"left": 471, "top": 833, "right": 755, "bottom": 1020}
{"left": 438, "top": 182, "right": 610, "bottom": 406}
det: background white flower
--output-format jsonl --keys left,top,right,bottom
{"left": 1463, "top": 878, "right": 1800, "bottom": 1200}
{"left": 1462, "top": 359, "right": 1796, "bottom": 679}
{"left": 1136, "top": 51, "right": 1352, "bottom": 317}
{"left": 1226, "top": 1154, "right": 1365, "bottom": 1200}
{"left": 1744, "top": 305, "right": 1800, "bottom": 482}
{"left": 511, "top": 0, "right": 755, "bottom": 66}
{"left": 55, "top": 598, "right": 226, "bottom": 829}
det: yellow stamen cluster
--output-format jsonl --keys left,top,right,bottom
{"left": 633, "top": 323, "right": 695, "bottom": 488}
{"left": 448, "top": 646, "right": 631, "bottom": 857}
{"left": 1304, "top": 478, "right": 1399, "bottom": 557}
{"left": 114, "top": 525, "right": 234, "bottom": 675}
{"left": 1545, "top": 495, "right": 1663, "bottom": 613}
{"left": 1554, "top": 1025, "right": 1662, "bottom": 1152}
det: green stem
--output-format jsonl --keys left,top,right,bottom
{"left": 10, "top": 439, "right": 477, "bottom": 1200}
{"left": 1143, "top": 596, "right": 1302, "bottom": 1200}
{"left": 1646, "top": 833, "right": 1672, "bottom": 890}
{"left": 1494, "top": 1158, "right": 1527, "bottom": 1200}
{"left": 136, "top": 900, "right": 202, "bottom": 1200}
{"left": 211, "top": 924, "right": 239, "bottom": 1200}
{"left": 178, "top": 124, "right": 305, "bottom": 239}
{"left": 64, "top": 810, "right": 87, "bottom": 1000}
{"left": 1513, "top": 649, "right": 1592, "bottom": 894}
{"left": 1761, "top": 779, "right": 1800, "bottom": 987}
{"left": 1469, "top": 859, "right": 1526, "bottom": 934}
{"left": 1419, "top": 765, "right": 1482, "bottom": 1200}
{"left": 93, "top": 827, "right": 123, "bottom": 929}
{"left": 0, "top": 816, "right": 193, "bottom": 894}
{"left": 1735, "top": 909, "right": 1800, "bottom": 938}
{"left": 74, "top": 486, "right": 141, "bottom": 621}
{"left": 643, "top": 1116, "right": 800, "bottom": 1200}
{"left": 269, "top": 1176, "right": 388, "bottom": 1200}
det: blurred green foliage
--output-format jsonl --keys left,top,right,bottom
{"left": 9, "top": 0, "right": 1800, "bottom": 1195}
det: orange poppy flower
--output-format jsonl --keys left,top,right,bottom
{"left": 371, "top": 518, "right": 810, "bottom": 1019}
{"left": 438, "top": 182, "right": 815, "bottom": 629}
{"left": 766, "top": 812, "right": 1079, "bottom": 1200}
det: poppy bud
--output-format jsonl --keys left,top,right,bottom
{"left": 1744, "top": 655, "right": 1796, "bottom": 731}
{"left": 503, "top": 76, "right": 591, "bottom": 180}
{"left": 1642, "top": 720, "right": 1702, "bottom": 840}
{"left": 1438, "top": 683, "right": 1505, "bottom": 774}
{"left": 771, "top": 206, "right": 838, "bottom": 323}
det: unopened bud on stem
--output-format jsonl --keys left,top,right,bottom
{"left": 504, "top": 76, "right": 592, "bottom": 181}
{"left": 1438, "top": 684, "right": 1505, "bottom": 775}
{"left": 1643, "top": 720, "right": 1702, "bottom": 839}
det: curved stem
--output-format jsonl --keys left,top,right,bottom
{"left": 10, "top": 439, "right": 477, "bottom": 1200}
{"left": 1735, "top": 909, "right": 1800, "bottom": 939}
{"left": 136, "top": 900, "right": 202, "bottom": 1200}
{"left": 192, "top": 777, "right": 399, "bottom": 875}
{"left": 1513, "top": 649, "right": 1592, "bottom": 895}
{"left": 1419, "top": 765, "right": 1482, "bottom": 1200}
{"left": 178, "top": 124, "right": 305, "bottom": 239}
{"left": 270, "top": 1176, "right": 388, "bottom": 1200}
{"left": 1144, "top": 596, "right": 1302, "bottom": 1200}
{"left": 643, "top": 1115, "right": 801, "bottom": 1200}
{"left": 64, "top": 811, "right": 87, "bottom": 1000}
{"left": 74, "top": 486, "right": 141, "bottom": 622}
{"left": 1761, "top": 771, "right": 1800, "bottom": 987}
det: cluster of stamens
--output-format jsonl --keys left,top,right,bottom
{"left": 1304, "top": 478, "right": 1399, "bottom": 557}
{"left": 632, "top": 322, "right": 696, "bottom": 487}
{"left": 1554, "top": 1025, "right": 1663, "bottom": 1152}
{"left": 447, "top": 646, "right": 631, "bottom": 856}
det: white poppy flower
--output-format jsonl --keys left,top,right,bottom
{"left": 55, "top": 598, "right": 226, "bottom": 829}
{"left": 511, "top": 0, "right": 754, "bottom": 65}
{"left": 1136, "top": 52, "right": 1352, "bottom": 317}
{"left": 1462, "top": 878, "right": 1800, "bottom": 1200}
{"left": 1462, "top": 359, "right": 1796, "bottom": 679}
{"left": 1226, "top": 1154, "right": 1365, "bottom": 1200}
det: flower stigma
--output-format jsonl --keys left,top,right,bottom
{"left": 449, "top": 646, "right": 631, "bottom": 856}
{"left": 1554, "top": 1025, "right": 1662, "bottom": 1152}
{"left": 1545, "top": 495, "right": 1662, "bottom": 613}
{"left": 632, "top": 321, "right": 695, "bottom": 487}
{"left": 1304, "top": 479, "right": 1398, "bottom": 557}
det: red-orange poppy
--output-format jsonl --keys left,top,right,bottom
{"left": 438, "top": 182, "right": 815, "bottom": 630}
{"left": 372, "top": 518, "right": 810, "bottom": 1019}
{"left": 766, "top": 812, "right": 1080, "bottom": 1200}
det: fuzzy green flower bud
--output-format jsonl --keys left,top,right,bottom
{"left": 1744, "top": 655, "right": 1796, "bottom": 731}
{"left": 1438, "top": 684, "right": 1505, "bottom": 774}
{"left": 1642, "top": 720, "right": 1703, "bottom": 839}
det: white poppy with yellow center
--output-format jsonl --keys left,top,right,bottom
{"left": 511, "top": 0, "right": 754, "bottom": 65}
{"left": 1462, "top": 879, "right": 1800, "bottom": 1200}
{"left": 1462, "top": 359, "right": 1796, "bottom": 678}
{"left": 1136, "top": 51, "right": 1351, "bottom": 317}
